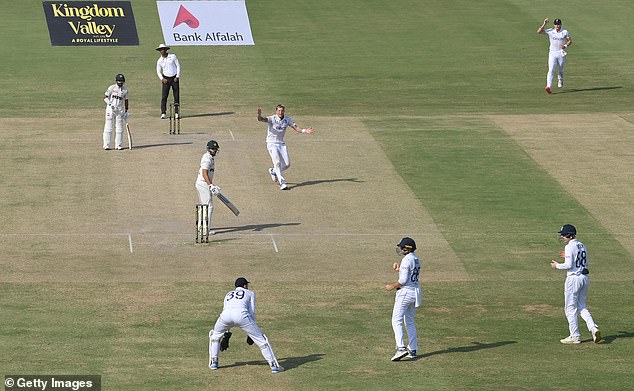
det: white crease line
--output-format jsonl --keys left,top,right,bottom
{"left": 128, "top": 233, "right": 133, "bottom": 254}
{"left": 270, "top": 234, "right": 279, "bottom": 253}
{"left": 228, "top": 129, "right": 235, "bottom": 140}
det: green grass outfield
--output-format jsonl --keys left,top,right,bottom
{"left": 2, "top": 1, "right": 634, "bottom": 390}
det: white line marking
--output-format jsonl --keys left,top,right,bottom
{"left": 128, "top": 233, "right": 133, "bottom": 253}
{"left": 228, "top": 129, "right": 235, "bottom": 141}
{"left": 270, "top": 234, "right": 279, "bottom": 253}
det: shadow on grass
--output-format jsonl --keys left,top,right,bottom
{"left": 181, "top": 112, "right": 235, "bottom": 119}
{"left": 290, "top": 178, "right": 364, "bottom": 189}
{"left": 421, "top": 341, "right": 517, "bottom": 358}
{"left": 554, "top": 86, "right": 622, "bottom": 94}
{"left": 132, "top": 141, "right": 193, "bottom": 150}
{"left": 222, "top": 354, "right": 324, "bottom": 371}
{"left": 214, "top": 222, "right": 301, "bottom": 234}
{"left": 596, "top": 330, "right": 634, "bottom": 345}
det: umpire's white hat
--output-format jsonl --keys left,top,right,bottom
{"left": 155, "top": 43, "right": 170, "bottom": 51}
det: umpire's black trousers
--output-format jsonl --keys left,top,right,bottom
{"left": 161, "top": 76, "right": 180, "bottom": 114}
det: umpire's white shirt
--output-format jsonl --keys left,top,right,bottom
{"left": 266, "top": 115, "right": 295, "bottom": 144}
{"left": 156, "top": 53, "right": 181, "bottom": 79}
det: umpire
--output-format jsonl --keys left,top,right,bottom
{"left": 155, "top": 43, "right": 180, "bottom": 119}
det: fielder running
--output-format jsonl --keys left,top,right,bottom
{"left": 550, "top": 224, "right": 601, "bottom": 344}
{"left": 209, "top": 277, "right": 285, "bottom": 374}
{"left": 384, "top": 237, "right": 422, "bottom": 361}
{"left": 195, "top": 140, "right": 221, "bottom": 235}
{"left": 102, "top": 74, "right": 129, "bottom": 150}
{"left": 257, "top": 104, "right": 314, "bottom": 190}
{"left": 537, "top": 18, "right": 572, "bottom": 94}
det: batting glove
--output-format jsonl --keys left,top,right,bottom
{"left": 210, "top": 185, "right": 221, "bottom": 195}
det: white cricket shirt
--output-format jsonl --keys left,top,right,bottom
{"left": 104, "top": 84, "right": 128, "bottom": 113}
{"left": 546, "top": 28, "right": 571, "bottom": 52}
{"left": 398, "top": 252, "right": 421, "bottom": 289}
{"left": 557, "top": 239, "right": 590, "bottom": 276}
{"left": 222, "top": 287, "right": 257, "bottom": 319}
{"left": 265, "top": 115, "right": 295, "bottom": 144}
{"left": 196, "top": 152, "right": 215, "bottom": 185}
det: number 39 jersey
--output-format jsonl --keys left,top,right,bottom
{"left": 561, "top": 239, "right": 590, "bottom": 276}
{"left": 398, "top": 252, "right": 421, "bottom": 289}
{"left": 222, "top": 287, "right": 257, "bottom": 319}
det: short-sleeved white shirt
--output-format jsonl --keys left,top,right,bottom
{"left": 265, "top": 115, "right": 295, "bottom": 144}
{"left": 398, "top": 252, "right": 421, "bottom": 289}
{"left": 105, "top": 84, "right": 128, "bottom": 112}
{"left": 196, "top": 152, "right": 215, "bottom": 185}
{"left": 546, "top": 28, "right": 571, "bottom": 52}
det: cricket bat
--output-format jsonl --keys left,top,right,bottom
{"left": 126, "top": 123, "right": 133, "bottom": 150}
{"left": 216, "top": 192, "right": 240, "bottom": 216}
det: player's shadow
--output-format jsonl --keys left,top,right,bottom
{"left": 595, "top": 330, "right": 634, "bottom": 345}
{"left": 214, "top": 222, "right": 301, "bottom": 234}
{"left": 420, "top": 341, "right": 517, "bottom": 359}
{"left": 290, "top": 178, "right": 364, "bottom": 189}
{"left": 555, "top": 86, "right": 622, "bottom": 94}
{"left": 222, "top": 353, "right": 324, "bottom": 371}
{"left": 132, "top": 141, "right": 193, "bottom": 149}
{"left": 181, "top": 112, "right": 235, "bottom": 119}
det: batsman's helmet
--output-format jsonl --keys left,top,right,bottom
{"left": 397, "top": 237, "right": 416, "bottom": 252}
{"left": 115, "top": 73, "right": 125, "bottom": 82}
{"left": 553, "top": 18, "right": 562, "bottom": 25}
{"left": 558, "top": 224, "right": 576, "bottom": 237}
{"left": 207, "top": 140, "right": 220, "bottom": 150}
{"left": 235, "top": 277, "right": 250, "bottom": 287}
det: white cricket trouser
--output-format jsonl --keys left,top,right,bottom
{"left": 267, "top": 142, "right": 290, "bottom": 185}
{"left": 564, "top": 275, "right": 597, "bottom": 338}
{"left": 392, "top": 288, "right": 419, "bottom": 351}
{"left": 546, "top": 51, "right": 566, "bottom": 88}
{"left": 195, "top": 181, "right": 213, "bottom": 227}
{"left": 209, "top": 311, "right": 279, "bottom": 366}
{"left": 103, "top": 107, "right": 125, "bottom": 149}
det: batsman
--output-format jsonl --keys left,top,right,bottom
{"left": 102, "top": 73, "right": 129, "bottom": 150}
{"left": 195, "top": 140, "right": 221, "bottom": 235}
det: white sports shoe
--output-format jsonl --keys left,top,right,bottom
{"left": 268, "top": 168, "right": 277, "bottom": 183}
{"left": 209, "top": 358, "right": 218, "bottom": 370}
{"left": 160, "top": 113, "right": 166, "bottom": 119}
{"left": 592, "top": 327, "right": 602, "bottom": 343}
{"left": 391, "top": 348, "right": 408, "bottom": 361}
{"left": 560, "top": 336, "right": 581, "bottom": 344}
{"left": 271, "top": 365, "right": 285, "bottom": 374}
{"left": 175, "top": 113, "right": 179, "bottom": 119}
{"left": 209, "top": 229, "right": 216, "bottom": 235}
{"left": 279, "top": 183, "right": 288, "bottom": 190}
{"left": 558, "top": 80, "right": 563, "bottom": 88}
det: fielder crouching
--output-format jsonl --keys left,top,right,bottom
{"left": 102, "top": 73, "right": 129, "bottom": 150}
{"left": 209, "top": 277, "right": 285, "bottom": 374}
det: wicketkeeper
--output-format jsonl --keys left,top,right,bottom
{"left": 208, "top": 277, "right": 285, "bottom": 374}
{"left": 102, "top": 74, "right": 129, "bottom": 150}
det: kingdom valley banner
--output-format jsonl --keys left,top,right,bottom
{"left": 42, "top": 1, "right": 139, "bottom": 46}
{"left": 156, "top": 1, "right": 254, "bottom": 46}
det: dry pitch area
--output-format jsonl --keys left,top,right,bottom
{"left": 0, "top": 110, "right": 468, "bottom": 284}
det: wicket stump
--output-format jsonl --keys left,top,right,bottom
{"left": 196, "top": 204, "right": 209, "bottom": 243}
{"left": 169, "top": 102, "right": 181, "bottom": 135}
